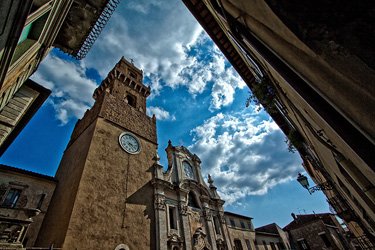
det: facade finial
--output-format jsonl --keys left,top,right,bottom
{"left": 153, "top": 154, "right": 161, "bottom": 165}
{"left": 208, "top": 174, "right": 214, "bottom": 187}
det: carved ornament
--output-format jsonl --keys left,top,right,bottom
{"left": 154, "top": 194, "right": 166, "bottom": 210}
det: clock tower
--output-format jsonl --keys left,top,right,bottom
{"left": 36, "top": 57, "right": 158, "bottom": 249}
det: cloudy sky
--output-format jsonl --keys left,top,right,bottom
{"left": 0, "top": 0, "right": 329, "bottom": 227}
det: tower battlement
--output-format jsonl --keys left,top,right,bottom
{"left": 93, "top": 57, "right": 150, "bottom": 100}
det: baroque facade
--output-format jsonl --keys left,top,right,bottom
{"left": 154, "top": 142, "right": 230, "bottom": 250}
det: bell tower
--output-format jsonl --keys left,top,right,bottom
{"left": 37, "top": 57, "right": 158, "bottom": 249}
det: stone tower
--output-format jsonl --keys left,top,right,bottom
{"left": 36, "top": 57, "right": 157, "bottom": 249}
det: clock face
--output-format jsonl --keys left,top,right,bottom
{"left": 119, "top": 132, "right": 141, "bottom": 154}
{"left": 183, "top": 161, "right": 194, "bottom": 179}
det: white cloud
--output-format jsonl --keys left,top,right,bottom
{"left": 82, "top": 1, "right": 244, "bottom": 107}
{"left": 188, "top": 111, "right": 303, "bottom": 204}
{"left": 147, "top": 106, "right": 175, "bottom": 121}
{"left": 31, "top": 54, "right": 96, "bottom": 124}
{"left": 31, "top": 1, "right": 248, "bottom": 124}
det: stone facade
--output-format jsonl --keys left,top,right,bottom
{"left": 0, "top": 164, "right": 56, "bottom": 248}
{"left": 36, "top": 57, "right": 157, "bottom": 249}
{"left": 224, "top": 212, "right": 256, "bottom": 250}
{"left": 284, "top": 213, "right": 350, "bottom": 250}
{"left": 255, "top": 223, "right": 291, "bottom": 250}
{"left": 153, "top": 142, "right": 231, "bottom": 250}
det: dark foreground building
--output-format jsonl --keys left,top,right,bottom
{"left": 284, "top": 213, "right": 350, "bottom": 250}
{"left": 182, "top": 0, "right": 375, "bottom": 246}
{"left": 0, "top": 0, "right": 119, "bottom": 155}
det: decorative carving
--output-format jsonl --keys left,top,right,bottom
{"left": 179, "top": 203, "right": 188, "bottom": 216}
{"left": 0, "top": 223, "right": 24, "bottom": 244}
{"left": 203, "top": 209, "right": 212, "bottom": 221}
{"left": 216, "top": 237, "right": 226, "bottom": 250}
{"left": 207, "top": 174, "right": 214, "bottom": 186}
{"left": 167, "top": 231, "right": 184, "bottom": 249}
{"left": 218, "top": 212, "right": 226, "bottom": 224}
{"left": 188, "top": 208, "right": 201, "bottom": 222}
{"left": 192, "top": 227, "right": 211, "bottom": 250}
{"left": 154, "top": 194, "right": 166, "bottom": 210}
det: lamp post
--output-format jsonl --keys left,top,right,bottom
{"left": 297, "top": 173, "right": 333, "bottom": 194}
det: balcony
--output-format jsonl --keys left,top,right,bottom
{"left": 0, "top": 207, "right": 40, "bottom": 247}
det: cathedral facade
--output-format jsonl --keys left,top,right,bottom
{"left": 153, "top": 141, "right": 230, "bottom": 250}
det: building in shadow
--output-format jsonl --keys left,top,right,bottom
{"left": 0, "top": 0, "right": 119, "bottom": 155}
{"left": 0, "top": 164, "right": 56, "bottom": 249}
{"left": 284, "top": 213, "right": 351, "bottom": 250}
{"left": 182, "top": 0, "right": 375, "bottom": 245}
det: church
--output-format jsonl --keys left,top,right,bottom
{"left": 36, "top": 57, "right": 258, "bottom": 249}
{"left": 0, "top": 57, "right": 290, "bottom": 249}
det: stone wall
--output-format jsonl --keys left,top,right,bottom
{"left": 62, "top": 117, "right": 157, "bottom": 249}
{"left": 226, "top": 226, "right": 255, "bottom": 250}
{"left": 100, "top": 93, "right": 157, "bottom": 143}
{"left": 35, "top": 120, "right": 97, "bottom": 247}
{"left": 289, "top": 220, "right": 346, "bottom": 250}
{"left": 0, "top": 167, "right": 56, "bottom": 247}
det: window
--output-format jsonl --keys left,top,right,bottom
{"left": 297, "top": 239, "right": 310, "bottom": 250}
{"left": 247, "top": 221, "right": 253, "bottom": 230}
{"left": 245, "top": 239, "right": 252, "bottom": 250}
{"left": 240, "top": 221, "right": 246, "bottom": 229}
{"left": 262, "top": 241, "right": 268, "bottom": 250}
{"left": 29, "top": 0, "right": 51, "bottom": 15}
{"left": 234, "top": 239, "right": 243, "bottom": 250}
{"left": 168, "top": 206, "right": 177, "bottom": 230}
{"left": 125, "top": 94, "right": 136, "bottom": 108}
{"left": 12, "top": 12, "right": 49, "bottom": 64}
{"left": 129, "top": 71, "right": 137, "bottom": 79}
{"left": 37, "top": 193, "right": 46, "bottom": 209}
{"left": 270, "top": 242, "right": 277, "bottom": 250}
{"left": 277, "top": 242, "right": 285, "bottom": 249}
{"left": 2, "top": 188, "right": 21, "bottom": 208}
{"left": 188, "top": 192, "right": 199, "bottom": 208}
{"left": 213, "top": 216, "right": 221, "bottom": 235}
{"left": 254, "top": 240, "right": 259, "bottom": 250}
{"left": 230, "top": 218, "right": 236, "bottom": 227}
{"left": 319, "top": 233, "right": 331, "bottom": 247}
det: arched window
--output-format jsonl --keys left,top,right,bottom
{"left": 125, "top": 94, "right": 136, "bottom": 108}
{"left": 188, "top": 192, "right": 199, "bottom": 208}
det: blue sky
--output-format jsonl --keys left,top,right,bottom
{"left": 0, "top": 0, "right": 329, "bottom": 227}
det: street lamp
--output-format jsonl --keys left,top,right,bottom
{"left": 297, "top": 173, "right": 333, "bottom": 194}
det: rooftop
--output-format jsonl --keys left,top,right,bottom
{"left": 0, "top": 164, "right": 56, "bottom": 182}
{"left": 283, "top": 213, "right": 336, "bottom": 231}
